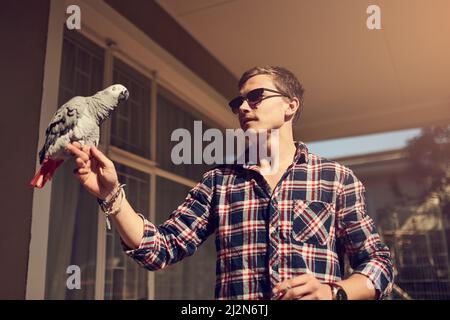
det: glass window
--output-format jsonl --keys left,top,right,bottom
{"left": 156, "top": 85, "right": 222, "bottom": 182}
{"left": 104, "top": 163, "right": 150, "bottom": 300}
{"left": 45, "top": 30, "right": 104, "bottom": 299}
{"left": 58, "top": 31, "right": 104, "bottom": 103}
{"left": 49, "top": 28, "right": 223, "bottom": 300}
{"left": 154, "top": 176, "right": 216, "bottom": 299}
{"left": 110, "top": 58, "right": 151, "bottom": 159}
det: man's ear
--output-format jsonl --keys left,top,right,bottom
{"left": 286, "top": 97, "right": 300, "bottom": 118}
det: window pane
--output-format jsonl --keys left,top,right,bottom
{"left": 110, "top": 59, "right": 151, "bottom": 158}
{"left": 58, "top": 30, "right": 104, "bottom": 102}
{"left": 45, "top": 30, "right": 104, "bottom": 299}
{"left": 104, "top": 164, "right": 150, "bottom": 300}
{"left": 154, "top": 176, "right": 216, "bottom": 299}
{"left": 156, "top": 86, "right": 221, "bottom": 182}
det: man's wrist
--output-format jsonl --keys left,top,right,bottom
{"left": 327, "top": 283, "right": 348, "bottom": 300}
{"left": 322, "top": 283, "right": 333, "bottom": 300}
{"left": 97, "top": 183, "right": 126, "bottom": 229}
{"left": 99, "top": 182, "right": 121, "bottom": 201}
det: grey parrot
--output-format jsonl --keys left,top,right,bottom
{"left": 30, "top": 84, "right": 129, "bottom": 188}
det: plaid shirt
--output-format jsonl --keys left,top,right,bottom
{"left": 124, "top": 142, "right": 394, "bottom": 299}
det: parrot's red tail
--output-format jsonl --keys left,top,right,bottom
{"left": 30, "top": 158, "right": 65, "bottom": 188}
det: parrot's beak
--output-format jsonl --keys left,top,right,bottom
{"left": 119, "top": 89, "right": 129, "bottom": 101}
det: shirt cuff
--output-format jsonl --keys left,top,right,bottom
{"left": 120, "top": 213, "right": 158, "bottom": 262}
{"left": 352, "top": 262, "right": 394, "bottom": 300}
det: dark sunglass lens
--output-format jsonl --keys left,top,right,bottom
{"left": 247, "top": 88, "right": 265, "bottom": 103}
{"left": 229, "top": 97, "right": 244, "bottom": 111}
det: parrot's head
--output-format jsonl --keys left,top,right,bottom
{"left": 91, "top": 84, "right": 130, "bottom": 123}
{"left": 100, "top": 84, "right": 130, "bottom": 106}
{"left": 110, "top": 84, "right": 130, "bottom": 101}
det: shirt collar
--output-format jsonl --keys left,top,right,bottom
{"left": 239, "top": 140, "right": 309, "bottom": 172}
{"left": 293, "top": 141, "right": 309, "bottom": 164}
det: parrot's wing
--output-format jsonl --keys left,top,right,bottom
{"left": 39, "top": 98, "right": 85, "bottom": 163}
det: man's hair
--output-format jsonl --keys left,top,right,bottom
{"left": 238, "top": 66, "right": 305, "bottom": 123}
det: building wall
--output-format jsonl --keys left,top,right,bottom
{"left": 0, "top": 0, "right": 50, "bottom": 299}
{"left": 104, "top": 0, "right": 237, "bottom": 101}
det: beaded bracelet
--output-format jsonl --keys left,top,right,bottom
{"left": 97, "top": 183, "right": 126, "bottom": 230}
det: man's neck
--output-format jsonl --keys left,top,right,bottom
{"left": 275, "top": 125, "right": 297, "bottom": 164}
{"left": 256, "top": 124, "right": 297, "bottom": 173}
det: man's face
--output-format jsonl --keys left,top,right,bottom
{"left": 238, "top": 75, "right": 290, "bottom": 131}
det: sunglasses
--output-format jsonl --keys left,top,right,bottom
{"left": 228, "top": 88, "right": 291, "bottom": 113}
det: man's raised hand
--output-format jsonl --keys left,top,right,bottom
{"left": 66, "top": 142, "right": 119, "bottom": 200}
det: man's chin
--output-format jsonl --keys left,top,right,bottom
{"left": 242, "top": 124, "right": 258, "bottom": 132}
{"left": 242, "top": 125, "right": 272, "bottom": 133}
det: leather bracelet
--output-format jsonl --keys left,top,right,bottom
{"left": 97, "top": 183, "right": 126, "bottom": 229}
{"left": 97, "top": 182, "right": 121, "bottom": 203}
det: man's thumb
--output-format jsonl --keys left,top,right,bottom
{"left": 91, "top": 146, "right": 110, "bottom": 165}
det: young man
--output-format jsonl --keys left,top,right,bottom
{"left": 67, "top": 66, "right": 394, "bottom": 300}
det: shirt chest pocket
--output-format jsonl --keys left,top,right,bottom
{"left": 288, "top": 200, "right": 335, "bottom": 246}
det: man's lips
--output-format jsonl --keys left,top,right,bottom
{"left": 241, "top": 118, "right": 257, "bottom": 125}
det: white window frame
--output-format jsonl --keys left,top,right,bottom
{"left": 27, "top": 0, "right": 232, "bottom": 300}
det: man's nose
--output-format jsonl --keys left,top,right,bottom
{"left": 239, "top": 100, "right": 252, "bottom": 113}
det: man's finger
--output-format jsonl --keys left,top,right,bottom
{"left": 72, "top": 141, "right": 82, "bottom": 149}
{"left": 272, "top": 286, "right": 289, "bottom": 300}
{"left": 74, "top": 156, "right": 91, "bottom": 170}
{"left": 78, "top": 168, "right": 90, "bottom": 175}
{"left": 281, "top": 283, "right": 312, "bottom": 300}
{"left": 75, "top": 158, "right": 86, "bottom": 168}
{"left": 66, "top": 143, "right": 89, "bottom": 161}
{"left": 73, "top": 166, "right": 90, "bottom": 175}
{"left": 91, "top": 146, "right": 111, "bottom": 166}
{"left": 274, "top": 273, "right": 310, "bottom": 294}
{"left": 81, "top": 144, "right": 90, "bottom": 154}
{"left": 285, "top": 274, "right": 311, "bottom": 288}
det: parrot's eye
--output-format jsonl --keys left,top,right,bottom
{"left": 112, "top": 87, "right": 116, "bottom": 91}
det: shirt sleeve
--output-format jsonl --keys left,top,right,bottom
{"left": 121, "top": 170, "right": 216, "bottom": 271}
{"left": 335, "top": 170, "right": 395, "bottom": 299}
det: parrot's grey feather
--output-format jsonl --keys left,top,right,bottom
{"left": 39, "top": 97, "right": 85, "bottom": 164}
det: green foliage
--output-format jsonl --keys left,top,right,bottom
{"left": 406, "top": 125, "right": 450, "bottom": 195}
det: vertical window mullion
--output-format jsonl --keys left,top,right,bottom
{"left": 110, "top": 59, "right": 151, "bottom": 158}
{"left": 94, "top": 41, "right": 115, "bottom": 301}
{"left": 148, "top": 71, "right": 158, "bottom": 300}
{"left": 150, "top": 71, "right": 157, "bottom": 162}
